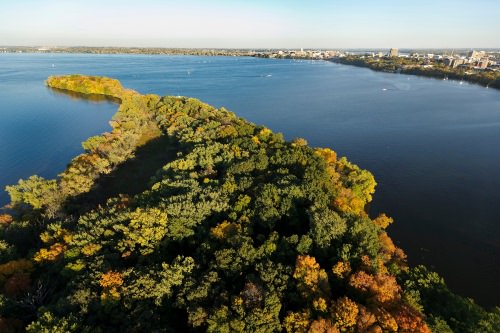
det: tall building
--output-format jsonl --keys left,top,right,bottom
{"left": 468, "top": 50, "right": 486, "bottom": 60}
{"left": 388, "top": 48, "right": 399, "bottom": 57}
{"left": 477, "top": 60, "right": 489, "bottom": 69}
{"left": 450, "top": 58, "right": 466, "bottom": 68}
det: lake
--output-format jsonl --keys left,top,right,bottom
{"left": 1, "top": 53, "right": 499, "bottom": 307}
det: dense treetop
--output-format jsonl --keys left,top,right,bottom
{"left": 0, "top": 75, "right": 497, "bottom": 332}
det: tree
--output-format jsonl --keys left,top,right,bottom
{"left": 331, "top": 297, "right": 359, "bottom": 331}
{"left": 309, "top": 207, "right": 346, "bottom": 249}
{"left": 293, "top": 255, "right": 330, "bottom": 299}
{"left": 5, "top": 175, "right": 60, "bottom": 213}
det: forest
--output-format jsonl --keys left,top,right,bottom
{"left": 0, "top": 75, "right": 498, "bottom": 332}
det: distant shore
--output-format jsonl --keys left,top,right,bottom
{"left": 0, "top": 46, "right": 258, "bottom": 57}
{"left": 330, "top": 56, "right": 500, "bottom": 90}
{"left": 0, "top": 46, "right": 337, "bottom": 60}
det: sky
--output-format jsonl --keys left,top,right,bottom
{"left": 1, "top": 0, "right": 499, "bottom": 49}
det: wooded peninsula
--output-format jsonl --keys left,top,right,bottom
{"left": 0, "top": 76, "right": 498, "bottom": 332}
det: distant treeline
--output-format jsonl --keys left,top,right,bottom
{"left": 332, "top": 56, "right": 500, "bottom": 90}
{"left": 0, "top": 75, "right": 498, "bottom": 332}
{"left": 1, "top": 46, "right": 259, "bottom": 56}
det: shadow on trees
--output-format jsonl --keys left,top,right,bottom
{"left": 65, "top": 135, "right": 180, "bottom": 214}
{"left": 48, "top": 86, "right": 122, "bottom": 104}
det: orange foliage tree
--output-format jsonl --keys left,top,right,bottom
{"left": 0, "top": 259, "right": 33, "bottom": 297}
{"left": 391, "top": 304, "right": 431, "bottom": 333}
{"left": 308, "top": 318, "right": 339, "bottom": 333}
{"left": 100, "top": 271, "right": 124, "bottom": 302}
{"left": 349, "top": 270, "right": 401, "bottom": 305}
{"left": 0, "top": 214, "right": 13, "bottom": 225}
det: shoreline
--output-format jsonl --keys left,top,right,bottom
{"left": 329, "top": 56, "right": 500, "bottom": 90}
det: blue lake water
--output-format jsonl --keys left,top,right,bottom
{"left": 1, "top": 53, "right": 499, "bottom": 307}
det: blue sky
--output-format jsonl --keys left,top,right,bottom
{"left": 1, "top": 0, "right": 499, "bottom": 48}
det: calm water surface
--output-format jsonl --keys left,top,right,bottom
{"left": 1, "top": 53, "right": 499, "bottom": 307}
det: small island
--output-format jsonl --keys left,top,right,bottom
{"left": 0, "top": 76, "right": 497, "bottom": 332}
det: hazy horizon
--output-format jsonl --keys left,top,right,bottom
{"left": 2, "top": 0, "right": 499, "bottom": 49}
{"left": 3, "top": 45, "right": 500, "bottom": 51}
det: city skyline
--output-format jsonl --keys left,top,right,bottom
{"left": 1, "top": 0, "right": 499, "bottom": 49}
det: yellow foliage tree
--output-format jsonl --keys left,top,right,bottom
{"left": 333, "top": 188, "right": 365, "bottom": 215}
{"left": 373, "top": 214, "right": 393, "bottom": 229}
{"left": 331, "top": 297, "right": 359, "bottom": 330}
{"left": 374, "top": 308, "right": 398, "bottom": 332}
{"left": 81, "top": 243, "right": 102, "bottom": 256}
{"left": 211, "top": 221, "right": 241, "bottom": 240}
{"left": 293, "top": 255, "right": 330, "bottom": 298}
{"left": 34, "top": 243, "right": 66, "bottom": 263}
{"left": 283, "top": 311, "right": 311, "bottom": 333}
{"left": 313, "top": 297, "right": 329, "bottom": 313}
{"left": 35, "top": 225, "right": 72, "bottom": 263}
{"left": 331, "top": 261, "right": 351, "bottom": 280}
{"left": 315, "top": 148, "right": 337, "bottom": 166}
